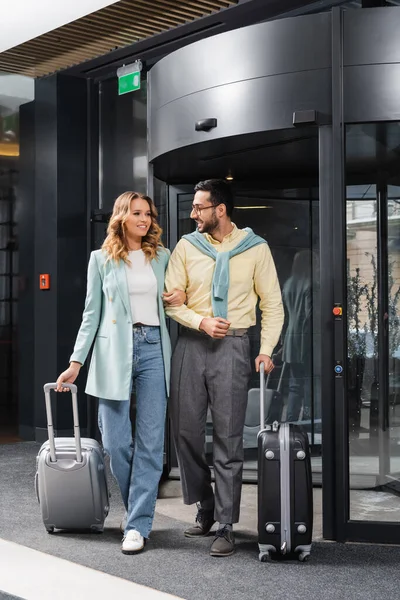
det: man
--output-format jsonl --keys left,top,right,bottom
{"left": 165, "top": 179, "right": 284, "bottom": 557}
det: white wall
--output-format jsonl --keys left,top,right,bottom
{"left": 0, "top": 0, "right": 120, "bottom": 53}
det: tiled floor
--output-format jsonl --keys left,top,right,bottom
{"left": 157, "top": 479, "right": 324, "bottom": 540}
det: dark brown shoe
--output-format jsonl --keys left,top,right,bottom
{"left": 184, "top": 507, "right": 215, "bottom": 538}
{"left": 210, "top": 526, "right": 235, "bottom": 557}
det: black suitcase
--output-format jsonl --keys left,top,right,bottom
{"left": 257, "top": 363, "right": 313, "bottom": 562}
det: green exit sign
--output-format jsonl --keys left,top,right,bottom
{"left": 118, "top": 71, "right": 141, "bottom": 95}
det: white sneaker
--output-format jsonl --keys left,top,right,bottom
{"left": 121, "top": 529, "right": 145, "bottom": 554}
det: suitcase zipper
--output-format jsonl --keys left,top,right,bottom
{"left": 280, "top": 423, "right": 291, "bottom": 554}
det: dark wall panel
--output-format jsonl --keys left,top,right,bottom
{"left": 34, "top": 76, "right": 58, "bottom": 436}
{"left": 344, "top": 8, "right": 400, "bottom": 66}
{"left": 99, "top": 78, "right": 148, "bottom": 211}
{"left": 344, "top": 64, "right": 400, "bottom": 123}
{"left": 56, "top": 75, "right": 88, "bottom": 432}
{"left": 344, "top": 9, "right": 400, "bottom": 123}
{"left": 34, "top": 74, "right": 88, "bottom": 440}
{"left": 17, "top": 102, "right": 35, "bottom": 439}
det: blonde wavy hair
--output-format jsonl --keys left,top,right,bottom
{"left": 102, "top": 191, "right": 163, "bottom": 263}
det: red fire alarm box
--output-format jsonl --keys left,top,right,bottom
{"left": 39, "top": 274, "right": 50, "bottom": 290}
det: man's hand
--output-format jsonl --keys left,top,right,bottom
{"left": 163, "top": 289, "right": 186, "bottom": 307}
{"left": 255, "top": 354, "right": 274, "bottom": 374}
{"left": 199, "top": 317, "right": 230, "bottom": 339}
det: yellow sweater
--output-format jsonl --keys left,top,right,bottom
{"left": 165, "top": 224, "right": 284, "bottom": 357}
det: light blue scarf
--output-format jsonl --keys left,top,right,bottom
{"left": 183, "top": 227, "right": 267, "bottom": 319}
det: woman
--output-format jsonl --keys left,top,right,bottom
{"left": 56, "top": 191, "right": 185, "bottom": 555}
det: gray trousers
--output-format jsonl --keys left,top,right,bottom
{"left": 170, "top": 328, "right": 252, "bottom": 524}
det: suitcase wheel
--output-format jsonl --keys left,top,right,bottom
{"left": 298, "top": 551, "right": 311, "bottom": 562}
{"left": 91, "top": 525, "right": 104, "bottom": 533}
{"left": 46, "top": 527, "right": 54, "bottom": 534}
{"left": 259, "top": 551, "right": 271, "bottom": 562}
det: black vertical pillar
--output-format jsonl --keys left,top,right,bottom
{"left": 331, "top": 7, "right": 348, "bottom": 542}
{"left": 34, "top": 74, "right": 88, "bottom": 441}
{"left": 319, "top": 125, "right": 335, "bottom": 540}
{"left": 17, "top": 101, "right": 35, "bottom": 439}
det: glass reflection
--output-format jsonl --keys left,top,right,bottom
{"left": 282, "top": 250, "right": 318, "bottom": 424}
{"left": 346, "top": 123, "right": 400, "bottom": 522}
{"left": 387, "top": 186, "right": 400, "bottom": 481}
{"left": 346, "top": 185, "right": 378, "bottom": 442}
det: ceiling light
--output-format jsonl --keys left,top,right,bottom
{"left": 235, "top": 206, "right": 273, "bottom": 210}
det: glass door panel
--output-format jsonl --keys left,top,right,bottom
{"left": 387, "top": 185, "right": 400, "bottom": 495}
{"left": 346, "top": 123, "right": 400, "bottom": 523}
{"left": 346, "top": 184, "right": 380, "bottom": 509}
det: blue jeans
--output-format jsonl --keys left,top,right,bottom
{"left": 98, "top": 326, "right": 167, "bottom": 538}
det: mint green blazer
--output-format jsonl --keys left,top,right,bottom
{"left": 69, "top": 247, "right": 172, "bottom": 400}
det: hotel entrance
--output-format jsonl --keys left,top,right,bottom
{"left": 154, "top": 127, "right": 321, "bottom": 482}
{"left": 147, "top": 8, "right": 400, "bottom": 542}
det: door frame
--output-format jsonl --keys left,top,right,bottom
{"left": 165, "top": 184, "right": 194, "bottom": 474}
{"left": 327, "top": 7, "right": 400, "bottom": 544}
{"left": 167, "top": 184, "right": 194, "bottom": 349}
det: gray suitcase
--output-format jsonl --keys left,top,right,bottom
{"left": 35, "top": 382, "right": 109, "bottom": 533}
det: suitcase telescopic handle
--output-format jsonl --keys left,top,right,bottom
{"left": 43, "top": 382, "right": 82, "bottom": 463}
{"left": 259, "top": 361, "right": 286, "bottom": 430}
{"left": 259, "top": 362, "right": 266, "bottom": 432}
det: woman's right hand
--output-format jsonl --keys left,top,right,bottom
{"left": 56, "top": 362, "right": 81, "bottom": 392}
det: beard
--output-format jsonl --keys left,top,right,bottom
{"left": 197, "top": 212, "right": 219, "bottom": 235}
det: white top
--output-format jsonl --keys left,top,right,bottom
{"left": 125, "top": 250, "right": 160, "bottom": 326}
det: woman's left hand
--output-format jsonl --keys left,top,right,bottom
{"left": 163, "top": 289, "right": 186, "bottom": 307}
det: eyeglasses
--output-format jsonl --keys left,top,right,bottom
{"left": 191, "top": 204, "right": 217, "bottom": 215}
